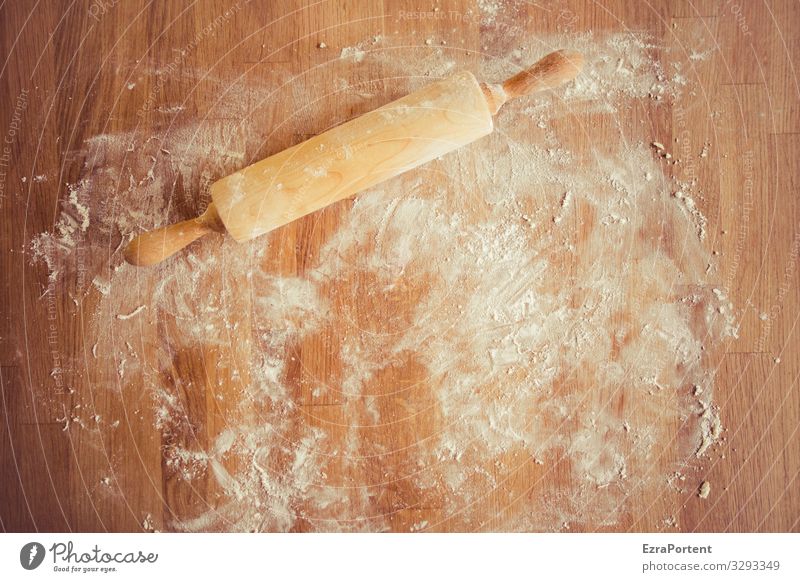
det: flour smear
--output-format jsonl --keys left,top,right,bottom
{"left": 31, "top": 29, "right": 731, "bottom": 531}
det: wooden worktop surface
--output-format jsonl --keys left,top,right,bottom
{"left": 1, "top": 0, "right": 798, "bottom": 532}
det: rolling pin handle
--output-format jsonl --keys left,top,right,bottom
{"left": 482, "top": 49, "right": 584, "bottom": 114}
{"left": 123, "top": 203, "right": 226, "bottom": 266}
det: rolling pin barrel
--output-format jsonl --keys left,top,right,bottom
{"left": 124, "top": 49, "right": 584, "bottom": 266}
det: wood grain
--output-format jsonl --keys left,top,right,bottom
{"left": 1, "top": 0, "right": 798, "bottom": 533}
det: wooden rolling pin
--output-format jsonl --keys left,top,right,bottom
{"left": 125, "top": 50, "right": 584, "bottom": 266}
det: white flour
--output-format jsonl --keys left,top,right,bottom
{"left": 30, "top": 29, "right": 729, "bottom": 531}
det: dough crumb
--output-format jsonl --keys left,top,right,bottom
{"left": 116, "top": 305, "right": 146, "bottom": 320}
{"left": 696, "top": 406, "right": 722, "bottom": 457}
{"left": 698, "top": 481, "right": 711, "bottom": 499}
{"left": 142, "top": 513, "right": 158, "bottom": 532}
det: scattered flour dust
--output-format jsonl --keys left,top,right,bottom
{"left": 31, "top": 179, "right": 91, "bottom": 282}
{"left": 30, "top": 29, "right": 730, "bottom": 531}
